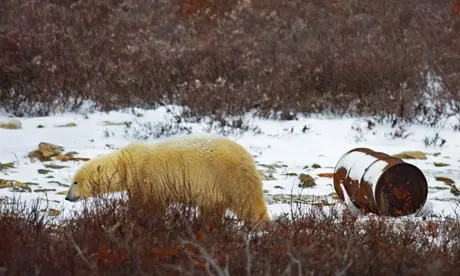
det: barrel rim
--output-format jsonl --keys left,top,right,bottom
{"left": 333, "top": 147, "right": 374, "bottom": 173}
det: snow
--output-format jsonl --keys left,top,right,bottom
{"left": 1, "top": 105, "right": 460, "bottom": 223}
{"left": 343, "top": 151, "right": 378, "bottom": 183}
{"left": 362, "top": 159, "right": 390, "bottom": 195}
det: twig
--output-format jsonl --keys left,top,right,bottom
{"left": 180, "top": 239, "right": 229, "bottom": 276}
{"left": 101, "top": 222, "right": 149, "bottom": 276}
{"left": 65, "top": 232, "right": 98, "bottom": 275}
{"left": 282, "top": 242, "right": 301, "bottom": 276}
{"left": 13, "top": 152, "right": 20, "bottom": 166}
{"left": 244, "top": 234, "right": 252, "bottom": 276}
{"left": 286, "top": 249, "right": 302, "bottom": 276}
{"left": 336, "top": 238, "right": 353, "bottom": 276}
{"left": 224, "top": 255, "right": 230, "bottom": 276}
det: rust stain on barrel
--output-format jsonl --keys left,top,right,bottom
{"left": 333, "top": 148, "right": 428, "bottom": 217}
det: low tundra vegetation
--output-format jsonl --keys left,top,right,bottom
{"left": 1, "top": 0, "right": 460, "bottom": 274}
{"left": 1, "top": 0, "right": 460, "bottom": 128}
{"left": 0, "top": 194, "right": 460, "bottom": 275}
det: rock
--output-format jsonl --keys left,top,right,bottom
{"left": 28, "top": 142, "right": 65, "bottom": 162}
{"left": 102, "top": 121, "right": 132, "bottom": 127}
{"left": 259, "top": 162, "right": 287, "bottom": 170}
{"left": 47, "top": 209, "right": 62, "bottom": 216}
{"left": 28, "top": 144, "right": 90, "bottom": 163}
{"left": 450, "top": 186, "right": 460, "bottom": 196}
{"left": 329, "top": 192, "right": 341, "bottom": 200}
{"left": 44, "top": 164, "right": 68, "bottom": 169}
{"left": 281, "top": 172, "right": 298, "bottom": 176}
{"left": 259, "top": 171, "right": 277, "bottom": 181}
{"left": 0, "top": 181, "right": 9, "bottom": 189}
{"left": 55, "top": 122, "right": 77, "bottom": 128}
{"left": 0, "top": 162, "right": 15, "bottom": 171}
{"left": 258, "top": 164, "right": 280, "bottom": 181}
{"left": 0, "top": 119, "right": 22, "bottom": 129}
{"left": 39, "top": 143, "right": 64, "bottom": 155}
{"left": 37, "top": 124, "right": 46, "bottom": 128}
{"left": 435, "top": 176, "right": 455, "bottom": 185}
{"left": 434, "top": 162, "right": 449, "bottom": 167}
{"left": 317, "top": 172, "right": 334, "bottom": 178}
{"left": 392, "top": 151, "right": 427, "bottom": 160}
{"left": 430, "top": 186, "right": 449, "bottom": 191}
{"left": 12, "top": 181, "right": 31, "bottom": 192}
{"left": 55, "top": 153, "right": 71, "bottom": 162}
{"left": 265, "top": 194, "right": 325, "bottom": 205}
{"left": 48, "top": 180, "right": 70, "bottom": 187}
{"left": 298, "top": 173, "right": 316, "bottom": 188}
{"left": 311, "top": 200, "right": 336, "bottom": 207}
{"left": 38, "top": 169, "right": 53, "bottom": 175}
{"left": 258, "top": 167, "right": 276, "bottom": 175}
{"left": 274, "top": 185, "right": 284, "bottom": 189}
{"left": 311, "top": 163, "right": 321, "bottom": 169}
{"left": 34, "top": 188, "right": 57, "bottom": 193}
{"left": 55, "top": 151, "right": 90, "bottom": 162}
{"left": 0, "top": 179, "right": 31, "bottom": 192}
{"left": 23, "top": 182, "right": 40, "bottom": 186}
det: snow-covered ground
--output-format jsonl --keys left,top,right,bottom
{"left": 1, "top": 105, "right": 459, "bottom": 222}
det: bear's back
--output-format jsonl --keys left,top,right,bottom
{"left": 151, "top": 133, "right": 252, "bottom": 163}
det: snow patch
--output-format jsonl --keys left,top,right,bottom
{"left": 346, "top": 153, "right": 379, "bottom": 183}
{"left": 1, "top": 105, "right": 460, "bottom": 220}
{"left": 362, "top": 160, "right": 389, "bottom": 195}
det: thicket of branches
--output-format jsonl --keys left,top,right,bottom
{"left": 1, "top": 0, "right": 459, "bottom": 124}
{"left": 1, "top": 196, "right": 460, "bottom": 275}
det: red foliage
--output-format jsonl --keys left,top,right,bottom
{"left": 0, "top": 197, "right": 460, "bottom": 275}
{"left": 0, "top": 0, "right": 458, "bottom": 124}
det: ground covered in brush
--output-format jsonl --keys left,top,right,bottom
{"left": 0, "top": 197, "right": 460, "bottom": 276}
{"left": 1, "top": 0, "right": 460, "bottom": 125}
{"left": 1, "top": 1, "right": 460, "bottom": 274}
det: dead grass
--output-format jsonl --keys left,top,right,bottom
{"left": 0, "top": 0, "right": 459, "bottom": 125}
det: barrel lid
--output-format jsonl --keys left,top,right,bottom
{"left": 374, "top": 163, "right": 428, "bottom": 216}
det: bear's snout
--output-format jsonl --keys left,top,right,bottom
{"left": 65, "top": 196, "right": 79, "bottom": 202}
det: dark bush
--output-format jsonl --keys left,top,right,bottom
{"left": 1, "top": 0, "right": 459, "bottom": 123}
{"left": 1, "top": 194, "right": 460, "bottom": 275}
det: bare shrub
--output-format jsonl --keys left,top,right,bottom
{"left": 123, "top": 118, "right": 193, "bottom": 140}
{"left": 423, "top": 132, "right": 447, "bottom": 148}
{"left": 1, "top": 190, "right": 460, "bottom": 275}
{"left": 0, "top": 0, "right": 459, "bottom": 124}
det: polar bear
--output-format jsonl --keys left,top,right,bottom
{"left": 65, "top": 133, "right": 270, "bottom": 226}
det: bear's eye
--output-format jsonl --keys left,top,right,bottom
{"left": 73, "top": 181, "right": 78, "bottom": 185}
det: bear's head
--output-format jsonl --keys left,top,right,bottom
{"left": 65, "top": 151, "right": 133, "bottom": 202}
{"left": 65, "top": 165, "right": 100, "bottom": 202}
{"left": 65, "top": 162, "right": 123, "bottom": 202}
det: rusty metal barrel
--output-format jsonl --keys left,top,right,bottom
{"left": 333, "top": 148, "right": 428, "bottom": 217}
